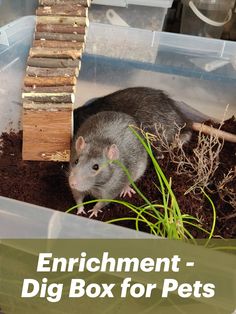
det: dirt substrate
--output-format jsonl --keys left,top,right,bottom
{"left": 0, "top": 118, "right": 235, "bottom": 238}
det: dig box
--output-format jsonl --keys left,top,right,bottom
{"left": 0, "top": 0, "right": 235, "bottom": 239}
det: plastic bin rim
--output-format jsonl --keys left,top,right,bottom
{"left": 92, "top": 0, "right": 174, "bottom": 8}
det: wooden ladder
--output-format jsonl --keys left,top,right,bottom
{"left": 22, "top": 0, "right": 91, "bottom": 161}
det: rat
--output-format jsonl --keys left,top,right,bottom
{"left": 74, "top": 87, "right": 236, "bottom": 143}
{"left": 69, "top": 111, "right": 148, "bottom": 218}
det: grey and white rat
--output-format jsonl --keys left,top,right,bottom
{"left": 69, "top": 111, "right": 148, "bottom": 218}
{"left": 74, "top": 87, "right": 236, "bottom": 143}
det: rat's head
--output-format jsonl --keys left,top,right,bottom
{"left": 69, "top": 136, "right": 119, "bottom": 192}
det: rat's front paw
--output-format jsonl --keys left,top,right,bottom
{"left": 76, "top": 206, "right": 86, "bottom": 215}
{"left": 88, "top": 206, "right": 103, "bottom": 218}
{"left": 120, "top": 185, "right": 136, "bottom": 198}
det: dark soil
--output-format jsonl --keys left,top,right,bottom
{"left": 0, "top": 118, "right": 235, "bottom": 238}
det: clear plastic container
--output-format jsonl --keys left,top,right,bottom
{"left": 180, "top": 0, "right": 235, "bottom": 38}
{"left": 0, "top": 0, "right": 173, "bottom": 31}
{"left": 93, "top": 0, "right": 174, "bottom": 6}
{"left": 0, "top": 16, "right": 35, "bottom": 134}
{"left": 0, "top": 17, "right": 236, "bottom": 238}
{"left": 0, "top": 0, "right": 37, "bottom": 27}
{"left": 90, "top": 0, "right": 174, "bottom": 31}
{"left": 90, "top": 4, "right": 167, "bottom": 31}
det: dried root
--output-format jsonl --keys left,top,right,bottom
{"left": 181, "top": 130, "right": 223, "bottom": 194}
{"left": 143, "top": 122, "right": 223, "bottom": 194}
{"left": 133, "top": 114, "right": 235, "bottom": 206}
{"left": 216, "top": 168, "right": 236, "bottom": 211}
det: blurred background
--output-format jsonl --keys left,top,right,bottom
{"left": 0, "top": 0, "right": 235, "bottom": 40}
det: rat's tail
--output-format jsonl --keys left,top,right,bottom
{"left": 192, "top": 122, "right": 236, "bottom": 143}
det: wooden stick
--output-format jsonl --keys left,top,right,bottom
{"left": 192, "top": 122, "right": 236, "bottom": 143}
{"left": 23, "top": 102, "right": 73, "bottom": 110}
{"left": 29, "top": 47, "right": 82, "bottom": 59}
{"left": 34, "top": 32, "right": 85, "bottom": 42}
{"left": 36, "top": 16, "right": 89, "bottom": 26}
{"left": 26, "top": 66, "right": 79, "bottom": 77}
{"left": 23, "top": 86, "right": 76, "bottom": 93}
{"left": 33, "top": 40, "right": 85, "bottom": 50}
{"left": 27, "top": 57, "right": 81, "bottom": 68}
{"left": 22, "top": 92, "right": 75, "bottom": 103}
{"left": 24, "top": 76, "right": 77, "bottom": 87}
{"left": 36, "top": 24, "right": 86, "bottom": 35}
{"left": 36, "top": 5, "right": 88, "bottom": 17}
{"left": 39, "top": 0, "right": 91, "bottom": 7}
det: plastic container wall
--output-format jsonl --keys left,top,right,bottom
{"left": 82, "top": 23, "right": 236, "bottom": 119}
{"left": 0, "top": 197, "right": 154, "bottom": 238}
{"left": 181, "top": 0, "right": 235, "bottom": 38}
{"left": 93, "top": 0, "right": 174, "bottom": 6}
{"left": 90, "top": 4, "right": 168, "bottom": 31}
{"left": 0, "top": 0, "right": 37, "bottom": 27}
{"left": 0, "top": 16, "right": 35, "bottom": 134}
{"left": 1, "top": 17, "right": 236, "bottom": 130}
{"left": 0, "top": 0, "right": 173, "bottom": 31}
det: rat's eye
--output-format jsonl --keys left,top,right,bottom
{"left": 92, "top": 164, "right": 99, "bottom": 171}
{"left": 74, "top": 159, "right": 79, "bottom": 165}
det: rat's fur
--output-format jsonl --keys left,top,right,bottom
{"left": 69, "top": 111, "right": 148, "bottom": 217}
{"left": 74, "top": 87, "right": 236, "bottom": 143}
{"left": 74, "top": 87, "right": 192, "bottom": 144}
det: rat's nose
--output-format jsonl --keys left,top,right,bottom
{"left": 69, "top": 175, "right": 78, "bottom": 189}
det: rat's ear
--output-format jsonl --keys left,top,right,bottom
{"left": 75, "top": 136, "right": 86, "bottom": 154}
{"left": 106, "top": 144, "right": 119, "bottom": 160}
